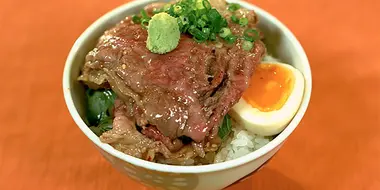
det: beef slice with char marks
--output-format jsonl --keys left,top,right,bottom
{"left": 79, "top": 13, "right": 266, "bottom": 143}
{"left": 100, "top": 99, "right": 171, "bottom": 160}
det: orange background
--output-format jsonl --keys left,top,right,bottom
{"left": 1, "top": 0, "right": 379, "bottom": 189}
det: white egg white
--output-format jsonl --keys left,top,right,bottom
{"left": 229, "top": 62, "right": 305, "bottom": 136}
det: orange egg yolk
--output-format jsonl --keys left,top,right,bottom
{"left": 242, "top": 63, "right": 295, "bottom": 112}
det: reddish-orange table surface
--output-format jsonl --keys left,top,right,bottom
{"left": 1, "top": 0, "right": 379, "bottom": 189}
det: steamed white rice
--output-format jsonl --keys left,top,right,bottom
{"left": 214, "top": 120, "right": 272, "bottom": 163}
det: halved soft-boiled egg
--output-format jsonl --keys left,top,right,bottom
{"left": 229, "top": 61, "right": 305, "bottom": 136}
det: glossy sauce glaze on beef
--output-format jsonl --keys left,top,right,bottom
{"left": 78, "top": 0, "right": 266, "bottom": 165}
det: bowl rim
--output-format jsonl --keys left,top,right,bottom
{"left": 63, "top": 0, "right": 312, "bottom": 173}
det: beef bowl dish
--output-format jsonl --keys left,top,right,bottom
{"left": 63, "top": 0, "right": 311, "bottom": 188}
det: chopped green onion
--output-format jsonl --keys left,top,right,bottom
{"left": 228, "top": 3, "right": 241, "bottom": 12}
{"left": 202, "top": 0, "right": 212, "bottom": 10}
{"left": 180, "top": 4, "right": 191, "bottom": 14}
{"left": 239, "top": 17, "right": 249, "bottom": 26}
{"left": 182, "top": 24, "right": 190, "bottom": 33}
{"left": 207, "top": 9, "right": 220, "bottom": 21}
{"left": 140, "top": 10, "right": 149, "bottom": 19}
{"left": 174, "top": 5, "right": 183, "bottom": 14}
{"left": 242, "top": 41, "right": 253, "bottom": 51}
{"left": 201, "top": 14, "right": 208, "bottom": 22}
{"left": 188, "top": 12, "right": 197, "bottom": 23}
{"left": 219, "top": 27, "right": 231, "bottom": 38}
{"left": 224, "top": 35, "right": 237, "bottom": 44}
{"left": 139, "top": 10, "right": 151, "bottom": 29}
{"left": 189, "top": 26, "right": 208, "bottom": 42}
{"left": 151, "top": 0, "right": 245, "bottom": 44}
{"left": 132, "top": 15, "right": 141, "bottom": 24}
{"left": 179, "top": 16, "right": 189, "bottom": 25}
{"left": 163, "top": 4, "right": 171, "bottom": 12}
{"left": 207, "top": 9, "right": 223, "bottom": 32}
{"left": 202, "top": 27, "right": 211, "bottom": 38}
{"left": 221, "top": 18, "right": 228, "bottom": 28}
{"left": 195, "top": 8, "right": 207, "bottom": 18}
{"left": 231, "top": 15, "right": 239, "bottom": 23}
{"left": 141, "top": 18, "right": 150, "bottom": 29}
{"left": 197, "top": 19, "right": 206, "bottom": 28}
{"left": 209, "top": 33, "right": 216, "bottom": 41}
{"left": 196, "top": 0, "right": 204, "bottom": 9}
{"left": 244, "top": 28, "right": 259, "bottom": 42}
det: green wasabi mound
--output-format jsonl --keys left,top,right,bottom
{"left": 147, "top": 12, "right": 180, "bottom": 54}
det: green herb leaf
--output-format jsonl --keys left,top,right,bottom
{"left": 90, "top": 117, "right": 113, "bottom": 136}
{"left": 218, "top": 114, "right": 232, "bottom": 141}
{"left": 90, "top": 123, "right": 112, "bottom": 136}
{"left": 86, "top": 89, "right": 116, "bottom": 127}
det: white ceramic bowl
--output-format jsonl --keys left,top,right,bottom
{"left": 63, "top": 0, "right": 312, "bottom": 189}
